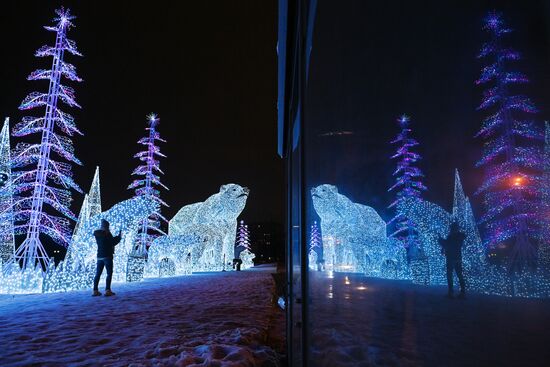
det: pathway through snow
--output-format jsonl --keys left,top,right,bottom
{"left": 0, "top": 266, "right": 283, "bottom": 367}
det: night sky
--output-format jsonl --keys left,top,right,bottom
{"left": 1, "top": 1, "right": 550, "bottom": 251}
{"left": 305, "top": 0, "right": 550, "bottom": 222}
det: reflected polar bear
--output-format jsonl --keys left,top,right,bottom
{"left": 311, "top": 184, "right": 408, "bottom": 278}
{"left": 168, "top": 184, "right": 249, "bottom": 270}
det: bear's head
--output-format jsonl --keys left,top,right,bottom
{"left": 209, "top": 183, "right": 249, "bottom": 222}
{"left": 311, "top": 184, "right": 349, "bottom": 222}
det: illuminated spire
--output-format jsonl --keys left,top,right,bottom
{"left": 88, "top": 166, "right": 101, "bottom": 218}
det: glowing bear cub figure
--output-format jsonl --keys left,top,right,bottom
{"left": 168, "top": 184, "right": 249, "bottom": 271}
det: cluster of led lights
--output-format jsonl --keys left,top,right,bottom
{"left": 167, "top": 184, "right": 250, "bottom": 272}
{"left": 11, "top": 7, "right": 83, "bottom": 270}
{"left": 0, "top": 118, "right": 15, "bottom": 264}
{"left": 475, "top": 11, "right": 543, "bottom": 266}
{"left": 128, "top": 113, "right": 168, "bottom": 258}
{"left": 311, "top": 184, "right": 408, "bottom": 279}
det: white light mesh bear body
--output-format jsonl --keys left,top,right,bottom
{"left": 168, "top": 184, "right": 249, "bottom": 271}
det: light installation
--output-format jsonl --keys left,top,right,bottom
{"left": 61, "top": 196, "right": 159, "bottom": 289}
{"left": 168, "top": 184, "right": 249, "bottom": 271}
{"left": 310, "top": 184, "right": 407, "bottom": 276}
{"left": 539, "top": 122, "right": 550, "bottom": 268}
{"left": 73, "top": 167, "right": 101, "bottom": 238}
{"left": 11, "top": 8, "right": 83, "bottom": 269}
{"left": 128, "top": 113, "right": 168, "bottom": 257}
{"left": 0, "top": 118, "right": 15, "bottom": 263}
{"left": 475, "top": 11, "right": 542, "bottom": 269}
{"left": 308, "top": 221, "right": 321, "bottom": 270}
{"left": 388, "top": 114, "right": 427, "bottom": 258}
{"left": 235, "top": 220, "right": 251, "bottom": 252}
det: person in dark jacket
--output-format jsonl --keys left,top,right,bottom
{"left": 92, "top": 219, "right": 121, "bottom": 297}
{"left": 441, "top": 220, "right": 466, "bottom": 299}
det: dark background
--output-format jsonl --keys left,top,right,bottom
{"left": 2, "top": 1, "right": 550, "bottom": 256}
{"left": 0, "top": 1, "right": 282, "bottom": 255}
{"left": 305, "top": 0, "right": 550, "bottom": 223}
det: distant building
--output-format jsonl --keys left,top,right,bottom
{"left": 248, "top": 222, "right": 284, "bottom": 263}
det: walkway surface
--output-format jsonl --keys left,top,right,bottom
{"left": 309, "top": 271, "right": 550, "bottom": 367}
{"left": 0, "top": 266, "right": 283, "bottom": 367}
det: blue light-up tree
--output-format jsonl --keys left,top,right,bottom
{"left": 128, "top": 113, "right": 168, "bottom": 256}
{"left": 12, "top": 8, "right": 83, "bottom": 270}
{"left": 475, "top": 11, "right": 542, "bottom": 269}
{"left": 388, "top": 115, "right": 427, "bottom": 258}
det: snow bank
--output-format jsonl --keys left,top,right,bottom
{"left": 0, "top": 267, "right": 283, "bottom": 366}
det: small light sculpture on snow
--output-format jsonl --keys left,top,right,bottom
{"left": 12, "top": 8, "right": 83, "bottom": 269}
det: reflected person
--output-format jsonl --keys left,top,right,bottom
{"left": 441, "top": 220, "right": 466, "bottom": 299}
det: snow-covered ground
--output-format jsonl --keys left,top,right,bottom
{"left": 0, "top": 265, "right": 284, "bottom": 367}
{"left": 309, "top": 271, "right": 550, "bottom": 367}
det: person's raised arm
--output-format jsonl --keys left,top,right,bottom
{"left": 113, "top": 230, "right": 122, "bottom": 246}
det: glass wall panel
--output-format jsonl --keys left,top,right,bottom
{"left": 298, "top": 1, "right": 550, "bottom": 366}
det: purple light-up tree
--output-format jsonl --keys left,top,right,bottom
{"left": 12, "top": 8, "right": 83, "bottom": 270}
{"left": 128, "top": 113, "right": 168, "bottom": 256}
{"left": 235, "top": 220, "right": 251, "bottom": 252}
{"left": 388, "top": 115, "right": 427, "bottom": 257}
{"left": 475, "top": 11, "right": 542, "bottom": 269}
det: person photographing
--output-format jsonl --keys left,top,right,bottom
{"left": 92, "top": 219, "right": 121, "bottom": 297}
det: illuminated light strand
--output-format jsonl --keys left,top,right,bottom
{"left": 128, "top": 113, "right": 168, "bottom": 258}
{"left": 0, "top": 196, "right": 158, "bottom": 294}
{"left": 0, "top": 118, "right": 16, "bottom": 263}
{"left": 235, "top": 220, "right": 251, "bottom": 251}
{"left": 475, "top": 11, "right": 543, "bottom": 267}
{"left": 166, "top": 184, "right": 249, "bottom": 272}
{"left": 12, "top": 7, "right": 83, "bottom": 270}
{"left": 311, "top": 184, "right": 409, "bottom": 280}
{"left": 308, "top": 221, "right": 321, "bottom": 270}
{"left": 387, "top": 115, "right": 426, "bottom": 270}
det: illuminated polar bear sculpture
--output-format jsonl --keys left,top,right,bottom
{"left": 311, "top": 184, "right": 408, "bottom": 278}
{"left": 168, "top": 184, "right": 249, "bottom": 271}
{"left": 57, "top": 196, "right": 158, "bottom": 289}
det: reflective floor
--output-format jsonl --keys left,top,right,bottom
{"left": 308, "top": 271, "right": 550, "bottom": 367}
